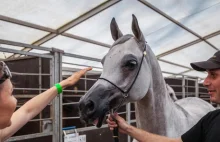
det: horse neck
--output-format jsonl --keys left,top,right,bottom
{"left": 135, "top": 47, "right": 177, "bottom": 135}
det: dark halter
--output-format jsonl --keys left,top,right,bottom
{"left": 98, "top": 43, "right": 147, "bottom": 111}
{"left": 98, "top": 43, "right": 146, "bottom": 142}
{"left": 98, "top": 42, "right": 146, "bottom": 142}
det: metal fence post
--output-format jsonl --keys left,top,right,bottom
{"left": 51, "top": 48, "right": 64, "bottom": 142}
{"left": 182, "top": 76, "right": 185, "bottom": 98}
{"left": 195, "top": 78, "right": 199, "bottom": 97}
{"left": 126, "top": 103, "right": 131, "bottom": 142}
{"left": 39, "top": 57, "right": 42, "bottom": 132}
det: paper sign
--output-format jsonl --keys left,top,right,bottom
{"left": 78, "top": 135, "right": 86, "bottom": 142}
{"left": 64, "top": 133, "right": 79, "bottom": 142}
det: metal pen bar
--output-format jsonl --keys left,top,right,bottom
{"left": 184, "top": 86, "right": 196, "bottom": 88}
{"left": 184, "top": 78, "right": 198, "bottom": 81}
{"left": 7, "top": 132, "right": 53, "bottom": 142}
{"left": 0, "top": 15, "right": 56, "bottom": 33}
{"left": 62, "top": 33, "right": 110, "bottom": 48}
{"left": 11, "top": 72, "right": 51, "bottom": 76}
{"left": 62, "top": 95, "right": 84, "bottom": 97}
{"left": 182, "top": 76, "right": 186, "bottom": 98}
{"left": 126, "top": 103, "right": 131, "bottom": 142}
{"left": 80, "top": 78, "right": 98, "bottom": 81}
{"left": 49, "top": 57, "right": 56, "bottom": 142}
{"left": 130, "top": 120, "right": 137, "bottom": 123}
{"left": 62, "top": 111, "right": 128, "bottom": 120}
{"left": 62, "top": 117, "right": 80, "bottom": 120}
{"left": 63, "top": 90, "right": 87, "bottom": 93}
{"left": 62, "top": 61, "right": 103, "bottom": 69}
{"left": 39, "top": 57, "right": 42, "bottom": 132}
{"left": 29, "top": 118, "right": 52, "bottom": 122}
{"left": 0, "top": 39, "right": 53, "bottom": 51}
{"left": 169, "top": 85, "right": 183, "bottom": 87}
{"left": 0, "top": 46, "right": 53, "bottom": 59}
{"left": 165, "top": 77, "right": 184, "bottom": 81}
{"left": 62, "top": 102, "right": 78, "bottom": 105}
{"left": 13, "top": 88, "right": 48, "bottom": 91}
{"left": 195, "top": 78, "right": 199, "bottom": 97}
{"left": 199, "top": 93, "right": 209, "bottom": 95}
{"left": 63, "top": 53, "right": 102, "bottom": 62}
{"left": 199, "top": 86, "right": 207, "bottom": 89}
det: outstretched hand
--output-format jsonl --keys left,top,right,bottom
{"left": 68, "top": 67, "right": 92, "bottom": 86}
{"left": 107, "top": 113, "right": 130, "bottom": 134}
{"left": 60, "top": 67, "right": 92, "bottom": 88}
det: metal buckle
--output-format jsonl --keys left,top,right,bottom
{"left": 123, "top": 93, "right": 129, "bottom": 98}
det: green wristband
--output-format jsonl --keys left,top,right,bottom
{"left": 55, "top": 83, "right": 63, "bottom": 94}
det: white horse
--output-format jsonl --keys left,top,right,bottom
{"left": 79, "top": 15, "right": 215, "bottom": 137}
{"left": 166, "top": 84, "right": 178, "bottom": 102}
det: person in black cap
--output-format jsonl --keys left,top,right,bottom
{"left": 107, "top": 51, "right": 220, "bottom": 142}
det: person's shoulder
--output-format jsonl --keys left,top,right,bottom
{"left": 202, "top": 109, "right": 220, "bottom": 121}
{"left": 209, "top": 109, "right": 220, "bottom": 114}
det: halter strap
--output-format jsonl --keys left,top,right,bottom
{"left": 99, "top": 43, "right": 146, "bottom": 98}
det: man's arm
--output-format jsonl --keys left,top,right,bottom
{"left": 1, "top": 68, "right": 91, "bottom": 141}
{"left": 127, "top": 125, "right": 182, "bottom": 142}
{"left": 107, "top": 113, "right": 182, "bottom": 142}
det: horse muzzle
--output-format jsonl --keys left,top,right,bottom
{"left": 78, "top": 82, "right": 122, "bottom": 128}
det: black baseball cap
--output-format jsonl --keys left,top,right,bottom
{"left": 190, "top": 51, "right": 220, "bottom": 71}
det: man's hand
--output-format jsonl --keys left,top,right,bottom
{"left": 107, "top": 113, "right": 182, "bottom": 142}
{"left": 107, "top": 113, "right": 131, "bottom": 134}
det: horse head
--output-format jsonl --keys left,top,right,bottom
{"left": 79, "top": 15, "right": 152, "bottom": 127}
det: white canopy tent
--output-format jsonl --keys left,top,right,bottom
{"left": 0, "top": 0, "right": 220, "bottom": 79}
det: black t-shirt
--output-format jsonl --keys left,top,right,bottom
{"left": 181, "top": 109, "right": 220, "bottom": 142}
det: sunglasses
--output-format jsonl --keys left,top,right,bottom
{"left": 0, "top": 61, "right": 12, "bottom": 84}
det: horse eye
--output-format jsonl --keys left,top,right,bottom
{"left": 124, "top": 60, "right": 137, "bottom": 70}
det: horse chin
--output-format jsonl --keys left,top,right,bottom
{"left": 86, "top": 108, "right": 109, "bottom": 128}
{"left": 93, "top": 112, "right": 107, "bottom": 128}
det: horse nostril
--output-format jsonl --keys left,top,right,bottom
{"left": 79, "top": 102, "right": 84, "bottom": 111}
{"left": 86, "top": 100, "right": 95, "bottom": 114}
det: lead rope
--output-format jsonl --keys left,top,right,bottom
{"left": 111, "top": 109, "right": 119, "bottom": 142}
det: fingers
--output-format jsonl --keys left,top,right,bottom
{"left": 107, "top": 113, "right": 124, "bottom": 125}
{"left": 107, "top": 118, "right": 116, "bottom": 125}
{"left": 108, "top": 114, "right": 113, "bottom": 121}
{"left": 107, "top": 114, "right": 118, "bottom": 130}
{"left": 71, "top": 67, "right": 92, "bottom": 79}
{"left": 113, "top": 113, "right": 124, "bottom": 122}
{"left": 79, "top": 67, "right": 92, "bottom": 75}
{"left": 73, "top": 67, "right": 92, "bottom": 79}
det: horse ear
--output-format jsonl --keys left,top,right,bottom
{"left": 131, "top": 14, "right": 145, "bottom": 41}
{"left": 110, "top": 18, "right": 123, "bottom": 41}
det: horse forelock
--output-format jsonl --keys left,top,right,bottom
{"left": 102, "top": 35, "right": 144, "bottom": 64}
{"left": 112, "top": 34, "right": 133, "bottom": 47}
